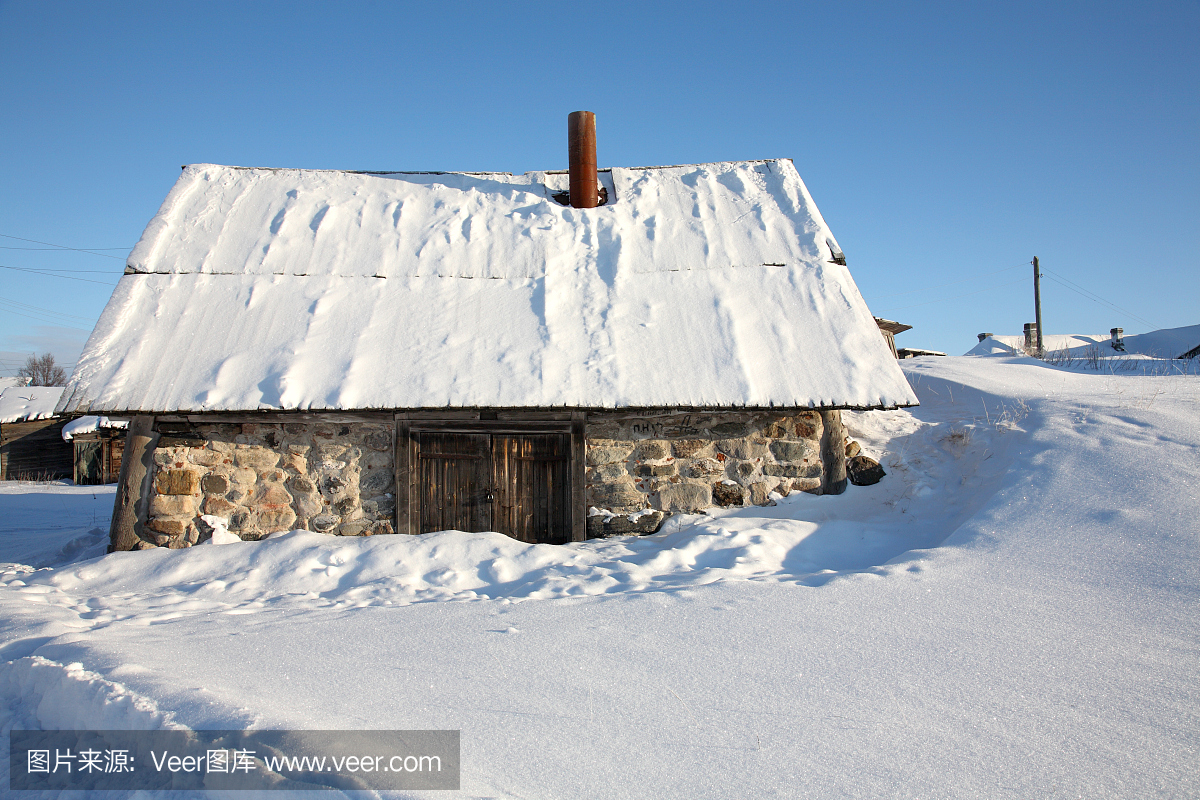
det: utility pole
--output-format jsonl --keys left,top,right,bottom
{"left": 1033, "top": 256, "right": 1044, "bottom": 357}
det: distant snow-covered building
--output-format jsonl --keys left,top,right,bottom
{"left": 62, "top": 416, "right": 129, "bottom": 485}
{"left": 0, "top": 385, "right": 73, "bottom": 481}
{"left": 60, "top": 117, "right": 916, "bottom": 551}
{"left": 968, "top": 324, "right": 1200, "bottom": 359}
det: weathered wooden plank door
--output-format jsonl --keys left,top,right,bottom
{"left": 417, "top": 432, "right": 492, "bottom": 535}
{"left": 414, "top": 430, "right": 572, "bottom": 543}
{"left": 493, "top": 434, "right": 572, "bottom": 544}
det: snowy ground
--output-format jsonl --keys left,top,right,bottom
{"left": 1, "top": 355, "right": 1197, "bottom": 798}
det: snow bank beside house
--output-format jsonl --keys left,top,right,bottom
{"left": 0, "top": 386, "right": 64, "bottom": 424}
{"left": 5, "top": 356, "right": 1199, "bottom": 798}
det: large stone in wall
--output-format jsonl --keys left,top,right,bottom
{"left": 149, "top": 494, "right": 196, "bottom": 517}
{"left": 633, "top": 440, "right": 670, "bottom": 460}
{"left": 687, "top": 458, "right": 725, "bottom": 478}
{"left": 716, "top": 437, "right": 769, "bottom": 460}
{"left": 234, "top": 448, "right": 280, "bottom": 471}
{"left": 750, "top": 482, "right": 774, "bottom": 506}
{"left": 258, "top": 506, "right": 297, "bottom": 533}
{"left": 712, "top": 482, "right": 743, "bottom": 506}
{"left": 203, "top": 496, "right": 239, "bottom": 517}
{"left": 587, "top": 478, "right": 645, "bottom": 511}
{"left": 769, "top": 440, "right": 815, "bottom": 463}
{"left": 764, "top": 463, "right": 821, "bottom": 479}
{"left": 673, "top": 439, "right": 713, "bottom": 459}
{"left": 586, "top": 510, "right": 667, "bottom": 538}
{"left": 654, "top": 483, "right": 712, "bottom": 513}
{"left": 794, "top": 412, "right": 822, "bottom": 439}
{"left": 586, "top": 442, "right": 634, "bottom": 466}
{"left": 588, "top": 463, "right": 629, "bottom": 482}
{"left": 188, "top": 449, "right": 224, "bottom": 468}
{"left": 360, "top": 467, "right": 392, "bottom": 496}
{"left": 155, "top": 469, "right": 200, "bottom": 495}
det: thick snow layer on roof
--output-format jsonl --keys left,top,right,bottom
{"left": 61, "top": 416, "right": 129, "bottom": 441}
{"left": 60, "top": 160, "right": 916, "bottom": 413}
{"left": 0, "top": 386, "right": 64, "bottom": 423}
{"left": 0, "top": 377, "right": 31, "bottom": 390}
{"left": 1086, "top": 323, "right": 1200, "bottom": 359}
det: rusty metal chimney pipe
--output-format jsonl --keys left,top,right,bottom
{"left": 568, "top": 111, "right": 598, "bottom": 209}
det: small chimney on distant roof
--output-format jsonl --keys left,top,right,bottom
{"left": 568, "top": 111, "right": 598, "bottom": 209}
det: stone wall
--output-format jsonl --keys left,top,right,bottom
{"left": 584, "top": 411, "right": 825, "bottom": 519}
{"left": 141, "top": 421, "right": 395, "bottom": 549}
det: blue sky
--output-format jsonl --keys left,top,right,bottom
{"left": 1, "top": 0, "right": 1196, "bottom": 378}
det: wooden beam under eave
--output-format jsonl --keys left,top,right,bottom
{"left": 570, "top": 411, "right": 586, "bottom": 542}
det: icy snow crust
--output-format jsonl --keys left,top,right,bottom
{"left": 58, "top": 160, "right": 915, "bottom": 413}
{"left": 5, "top": 356, "right": 1199, "bottom": 798}
{"left": 0, "top": 386, "right": 64, "bottom": 424}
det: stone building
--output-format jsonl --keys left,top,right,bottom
{"left": 58, "top": 129, "right": 916, "bottom": 551}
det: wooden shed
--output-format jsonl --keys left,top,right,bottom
{"left": 59, "top": 126, "right": 917, "bottom": 552}
{"left": 874, "top": 317, "right": 913, "bottom": 359}
{"left": 0, "top": 386, "right": 73, "bottom": 481}
{"left": 62, "top": 416, "right": 128, "bottom": 485}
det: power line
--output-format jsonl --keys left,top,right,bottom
{"left": 0, "top": 264, "right": 119, "bottom": 286}
{"left": 879, "top": 276, "right": 1028, "bottom": 312}
{"left": 0, "top": 246, "right": 128, "bottom": 252}
{"left": 0, "top": 307, "right": 92, "bottom": 331}
{"left": 0, "top": 295, "right": 96, "bottom": 323}
{"left": 0, "top": 233, "right": 128, "bottom": 260}
{"left": 1, "top": 267, "right": 119, "bottom": 273}
{"left": 867, "top": 263, "right": 1028, "bottom": 301}
{"left": 1040, "top": 269, "right": 1159, "bottom": 330}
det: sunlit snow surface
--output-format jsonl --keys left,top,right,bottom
{"left": 5, "top": 354, "right": 1199, "bottom": 798}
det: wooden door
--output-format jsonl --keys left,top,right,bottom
{"left": 75, "top": 440, "right": 102, "bottom": 485}
{"left": 414, "top": 430, "right": 572, "bottom": 543}
{"left": 417, "top": 432, "right": 493, "bottom": 535}
{"left": 493, "top": 434, "right": 572, "bottom": 544}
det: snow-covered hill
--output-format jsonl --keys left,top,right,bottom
{"left": 1, "top": 354, "right": 1197, "bottom": 798}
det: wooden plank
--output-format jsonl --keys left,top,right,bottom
{"left": 819, "top": 409, "right": 847, "bottom": 495}
{"left": 571, "top": 411, "right": 586, "bottom": 542}
{"left": 494, "top": 433, "right": 571, "bottom": 544}
{"left": 185, "top": 412, "right": 394, "bottom": 424}
{"left": 395, "top": 414, "right": 412, "bottom": 535}
{"left": 110, "top": 415, "right": 159, "bottom": 552}
{"left": 417, "top": 432, "right": 492, "bottom": 534}
{"left": 410, "top": 420, "right": 572, "bottom": 434}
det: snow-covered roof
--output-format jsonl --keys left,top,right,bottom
{"left": 966, "top": 325, "right": 1200, "bottom": 359}
{"left": 0, "top": 386, "right": 65, "bottom": 424}
{"left": 61, "top": 415, "right": 129, "bottom": 441}
{"left": 965, "top": 334, "right": 1107, "bottom": 356}
{"left": 0, "top": 377, "right": 32, "bottom": 390}
{"left": 1108, "top": 324, "right": 1200, "bottom": 359}
{"left": 59, "top": 160, "right": 917, "bottom": 414}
